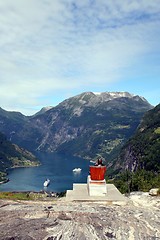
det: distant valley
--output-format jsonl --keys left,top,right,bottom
{"left": 0, "top": 92, "right": 153, "bottom": 171}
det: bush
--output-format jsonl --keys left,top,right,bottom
{"left": 113, "top": 170, "right": 160, "bottom": 193}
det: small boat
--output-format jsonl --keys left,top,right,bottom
{"left": 73, "top": 168, "right": 82, "bottom": 172}
{"left": 43, "top": 179, "right": 50, "bottom": 187}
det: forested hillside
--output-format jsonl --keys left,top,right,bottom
{"left": 0, "top": 132, "right": 39, "bottom": 182}
{"left": 112, "top": 104, "right": 160, "bottom": 193}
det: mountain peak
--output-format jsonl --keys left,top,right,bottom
{"left": 59, "top": 91, "right": 152, "bottom": 110}
{"left": 93, "top": 91, "right": 143, "bottom": 100}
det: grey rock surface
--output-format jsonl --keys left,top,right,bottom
{"left": 0, "top": 192, "right": 159, "bottom": 240}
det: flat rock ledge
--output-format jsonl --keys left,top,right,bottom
{"left": 0, "top": 192, "right": 159, "bottom": 240}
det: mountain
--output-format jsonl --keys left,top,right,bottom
{"left": 0, "top": 107, "right": 29, "bottom": 139}
{"left": 0, "top": 92, "right": 153, "bottom": 163}
{"left": 33, "top": 106, "right": 53, "bottom": 117}
{"left": 114, "top": 103, "right": 160, "bottom": 173}
{"left": 0, "top": 131, "right": 39, "bottom": 182}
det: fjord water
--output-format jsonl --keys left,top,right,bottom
{"left": 0, "top": 152, "right": 92, "bottom": 192}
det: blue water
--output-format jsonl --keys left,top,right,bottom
{"left": 0, "top": 152, "right": 92, "bottom": 192}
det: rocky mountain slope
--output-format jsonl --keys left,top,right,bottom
{"left": 0, "top": 192, "right": 159, "bottom": 240}
{"left": 0, "top": 92, "right": 153, "bottom": 164}
{"left": 0, "top": 131, "right": 39, "bottom": 181}
{"left": 115, "top": 103, "right": 160, "bottom": 172}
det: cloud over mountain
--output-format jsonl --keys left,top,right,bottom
{"left": 0, "top": 0, "right": 160, "bottom": 115}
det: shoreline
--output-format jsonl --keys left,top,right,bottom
{"left": 0, "top": 178, "right": 9, "bottom": 185}
{"left": 0, "top": 163, "right": 40, "bottom": 185}
{"left": 10, "top": 162, "right": 41, "bottom": 169}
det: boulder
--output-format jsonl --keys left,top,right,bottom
{"left": 149, "top": 188, "right": 159, "bottom": 196}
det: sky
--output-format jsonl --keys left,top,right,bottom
{"left": 0, "top": 0, "right": 160, "bottom": 116}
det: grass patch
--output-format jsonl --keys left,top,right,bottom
{"left": 0, "top": 191, "right": 67, "bottom": 200}
{"left": 0, "top": 192, "right": 32, "bottom": 200}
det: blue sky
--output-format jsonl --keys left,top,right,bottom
{"left": 0, "top": 0, "right": 160, "bottom": 115}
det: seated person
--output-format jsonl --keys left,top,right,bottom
{"left": 94, "top": 158, "right": 104, "bottom": 166}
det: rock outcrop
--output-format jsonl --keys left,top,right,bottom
{"left": 0, "top": 192, "right": 159, "bottom": 240}
{"left": 149, "top": 188, "right": 159, "bottom": 196}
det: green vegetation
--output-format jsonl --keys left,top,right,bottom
{"left": 111, "top": 170, "right": 160, "bottom": 194}
{"left": 0, "top": 191, "right": 66, "bottom": 200}
{"left": 0, "top": 192, "right": 32, "bottom": 200}
{"left": 0, "top": 131, "right": 39, "bottom": 179}
{"left": 111, "top": 104, "right": 160, "bottom": 194}
{"left": 155, "top": 127, "right": 160, "bottom": 134}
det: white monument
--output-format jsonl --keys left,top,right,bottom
{"left": 87, "top": 165, "right": 107, "bottom": 196}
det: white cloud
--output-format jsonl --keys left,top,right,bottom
{"left": 0, "top": 0, "right": 160, "bottom": 115}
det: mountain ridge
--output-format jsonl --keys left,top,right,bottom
{"left": 0, "top": 91, "right": 153, "bottom": 165}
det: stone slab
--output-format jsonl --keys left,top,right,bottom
{"left": 66, "top": 183, "right": 128, "bottom": 203}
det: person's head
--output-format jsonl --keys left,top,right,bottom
{"left": 98, "top": 158, "right": 102, "bottom": 164}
